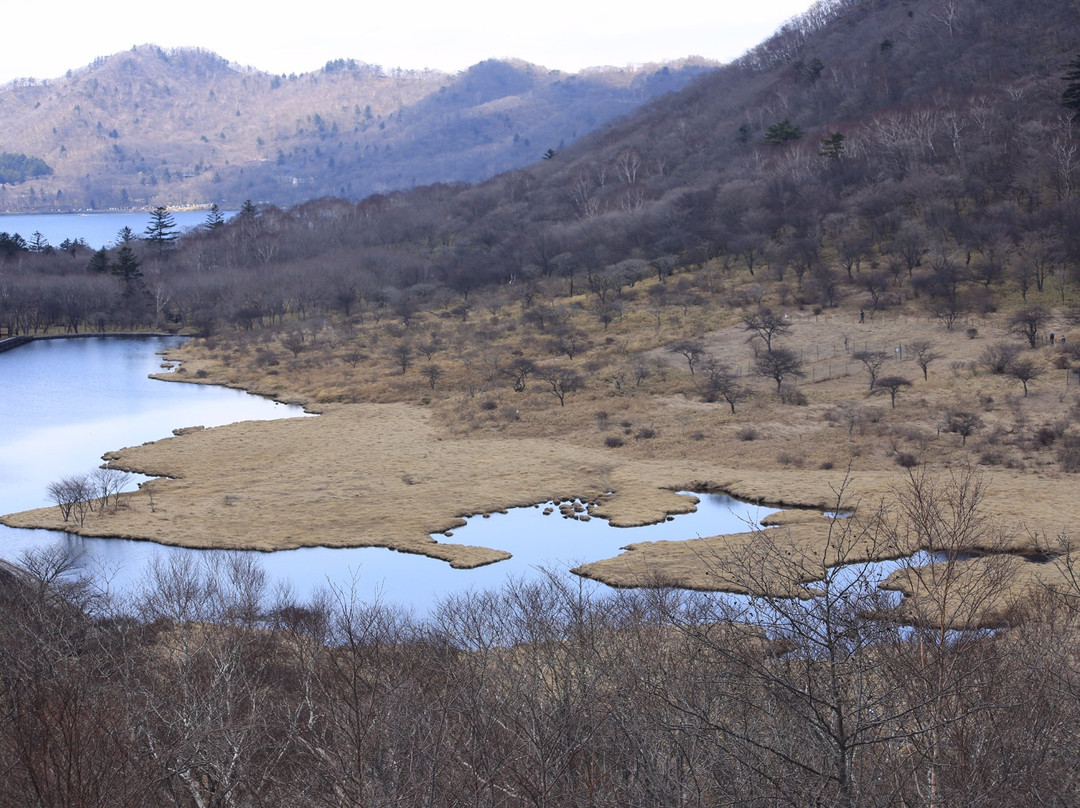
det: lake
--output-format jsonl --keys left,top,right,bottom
{"left": 0, "top": 210, "right": 236, "bottom": 249}
{"left": 0, "top": 336, "right": 784, "bottom": 616}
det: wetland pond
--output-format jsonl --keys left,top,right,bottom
{"left": 0, "top": 336, "right": 919, "bottom": 618}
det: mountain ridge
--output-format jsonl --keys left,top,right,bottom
{"left": 0, "top": 45, "right": 717, "bottom": 212}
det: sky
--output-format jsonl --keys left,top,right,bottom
{"left": 1, "top": 0, "right": 817, "bottom": 84}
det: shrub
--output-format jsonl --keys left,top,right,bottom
{"left": 1058, "top": 435, "right": 1080, "bottom": 473}
{"left": 736, "top": 426, "right": 759, "bottom": 441}
{"left": 894, "top": 451, "right": 919, "bottom": 468}
{"left": 979, "top": 342, "right": 1019, "bottom": 375}
{"left": 604, "top": 436, "right": 625, "bottom": 448}
{"left": 1034, "top": 425, "right": 1059, "bottom": 448}
{"left": 635, "top": 427, "right": 657, "bottom": 440}
{"left": 254, "top": 348, "right": 279, "bottom": 367}
{"left": 480, "top": 399, "right": 498, "bottom": 411}
{"left": 779, "top": 384, "right": 807, "bottom": 406}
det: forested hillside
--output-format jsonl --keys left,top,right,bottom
{"left": 0, "top": 47, "right": 714, "bottom": 211}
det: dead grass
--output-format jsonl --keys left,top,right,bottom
{"left": 5, "top": 273, "right": 1080, "bottom": 616}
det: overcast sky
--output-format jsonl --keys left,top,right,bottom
{"left": 2, "top": 0, "right": 816, "bottom": 84}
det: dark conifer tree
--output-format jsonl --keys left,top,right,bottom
{"left": 1064, "top": 53, "right": 1080, "bottom": 123}
{"left": 143, "top": 206, "right": 178, "bottom": 253}
{"left": 87, "top": 247, "right": 111, "bottom": 274}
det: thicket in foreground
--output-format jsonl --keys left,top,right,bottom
{"left": 2, "top": 472, "right": 1079, "bottom": 807}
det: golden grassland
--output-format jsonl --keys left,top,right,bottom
{"left": 5, "top": 266, "right": 1080, "bottom": 610}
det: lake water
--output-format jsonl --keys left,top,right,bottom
{"left": 0, "top": 210, "right": 236, "bottom": 249}
{"left": 0, "top": 336, "right": 785, "bottom": 616}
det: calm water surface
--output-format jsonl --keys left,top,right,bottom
{"left": 0, "top": 336, "right": 784, "bottom": 616}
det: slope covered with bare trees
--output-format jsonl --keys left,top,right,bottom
{"left": 0, "top": 47, "right": 714, "bottom": 211}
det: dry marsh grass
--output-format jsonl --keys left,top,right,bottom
{"left": 6, "top": 270, "right": 1080, "bottom": 613}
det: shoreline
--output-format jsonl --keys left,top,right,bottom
{"left": 0, "top": 331, "right": 181, "bottom": 354}
{"left": 3, "top": 328, "right": 1077, "bottom": 615}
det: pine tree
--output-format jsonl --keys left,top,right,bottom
{"left": 111, "top": 245, "right": 142, "bottom": 282}
{"left": 143, "top": 206, "right": 178, "bottom": 253}
{"left": 204, "top": 203, "right": 225, "bottom": 231}
{"left": 763, "top": 119, "right": 803, "bottom": 145}
{"left": 1064, "top": 53, "right": 1080, "bottom": 123}
{"left": 87, "top": 247, "right": 111, "bottom": 273}
{"left": 820, "top": 132, "right": 846, "bottom": 160}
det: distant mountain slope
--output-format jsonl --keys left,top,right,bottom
{"left": 158, "top": 0, "right": 1079, "bottom": 300}
{"left": 0, "top": 46, "right": 716, "bottom": 212}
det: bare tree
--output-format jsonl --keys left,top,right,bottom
{"left": 46, "top": 473, "right": 94, "bottom": 525}
{"left": 391, "top": 342, "right": 413, "bottom": 374}
{"left": 754, "top": 346, "right": 804, "bottom": 393}
{"left": 506, "top": 357, "right": 536, "bottom": 391}
{"left": 873, "top": 375, "right": 913, "bottom": 408}
{"left": 668, "top": 339, "right": 706, "bottom": 375}
{"left": 1008, "top": 305, "right": 1050, "bottom": 348}
{"left": 537, "top": 364, "right": 583, "bottom": 406}
{"left": 853, "top": 349, "right": 889, "bottom": 391}
{"left": 908, "top": 339, "right": 943, "bottom": 380}
{"left": 281, "top": 330, "right": 306, "bottom": 357}
{"left": 420, "top": 363, "right": 443, "bottom": 390}
{"left": 943, "top": 410, "right": 983, "bottom": 445}
{"left": 91, "top": 466, "right": 133, "bottom": 512}
{"left": 742, "top": 306, "right": 791, "bottom": 352}
{"left": 1008, "top": 357, "right": 1044, "bottom": 396}
{"left": 700, "top": 358, "right": 753, "bottom": 413}
{"left": 979, "top": 341, "right": 1019, "bottom": 374}
{"left": 661, "top": 478, "right": 915, "bottom": 808}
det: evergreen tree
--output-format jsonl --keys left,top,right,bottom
{"left": 0, "top": 231, "right": 27, "bottom": 258}
{"left": 1064, "top": 53, "right": 1080, "bottom": 123}
{"left": 87, "top": 247, "right": 111, "bottom": 273}
{"left": 763, "top": 119, "right": 803, "bottom": 145}
{"left": 143, "top": 206, "right": 178, "bottom": 253}
{"left": 820, "top": 132, "right": 846, "bottom": 160}
{"left": 204, "top": 203, "right": 225, "bottom": 230}
{"left": 27, "top": 231, "right": 51, "bottom": 254}
{"left": 116, "top": 226, "right": 136, "bottom": 245}
{"left": 111, "top": 244, "right": 142, "bottom": 282}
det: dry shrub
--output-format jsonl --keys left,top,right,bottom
{"left": 736, "top": 426, "right": 759, "bottom": 441}
{"left": 776, "top": 451, "right": 804, "bottom": 467}
{"left": 895, "top": 451, "right": 920, "bottom": 468}
{"left": 779, "top": 384, "right": 807, "bottom": 406}
{"left": 1033, "top": 424, "right": 1060, "bottom": 448}
{"left": 1058, "top": 434, "right": 1080, "bottom": 473}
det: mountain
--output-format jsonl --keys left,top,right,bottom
{"left": 0, "top": 46, "right": 716, "bottom": 212}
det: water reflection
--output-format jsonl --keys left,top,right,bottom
{"left": 6, "top": 492, "right": 778, "bottom": 617}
